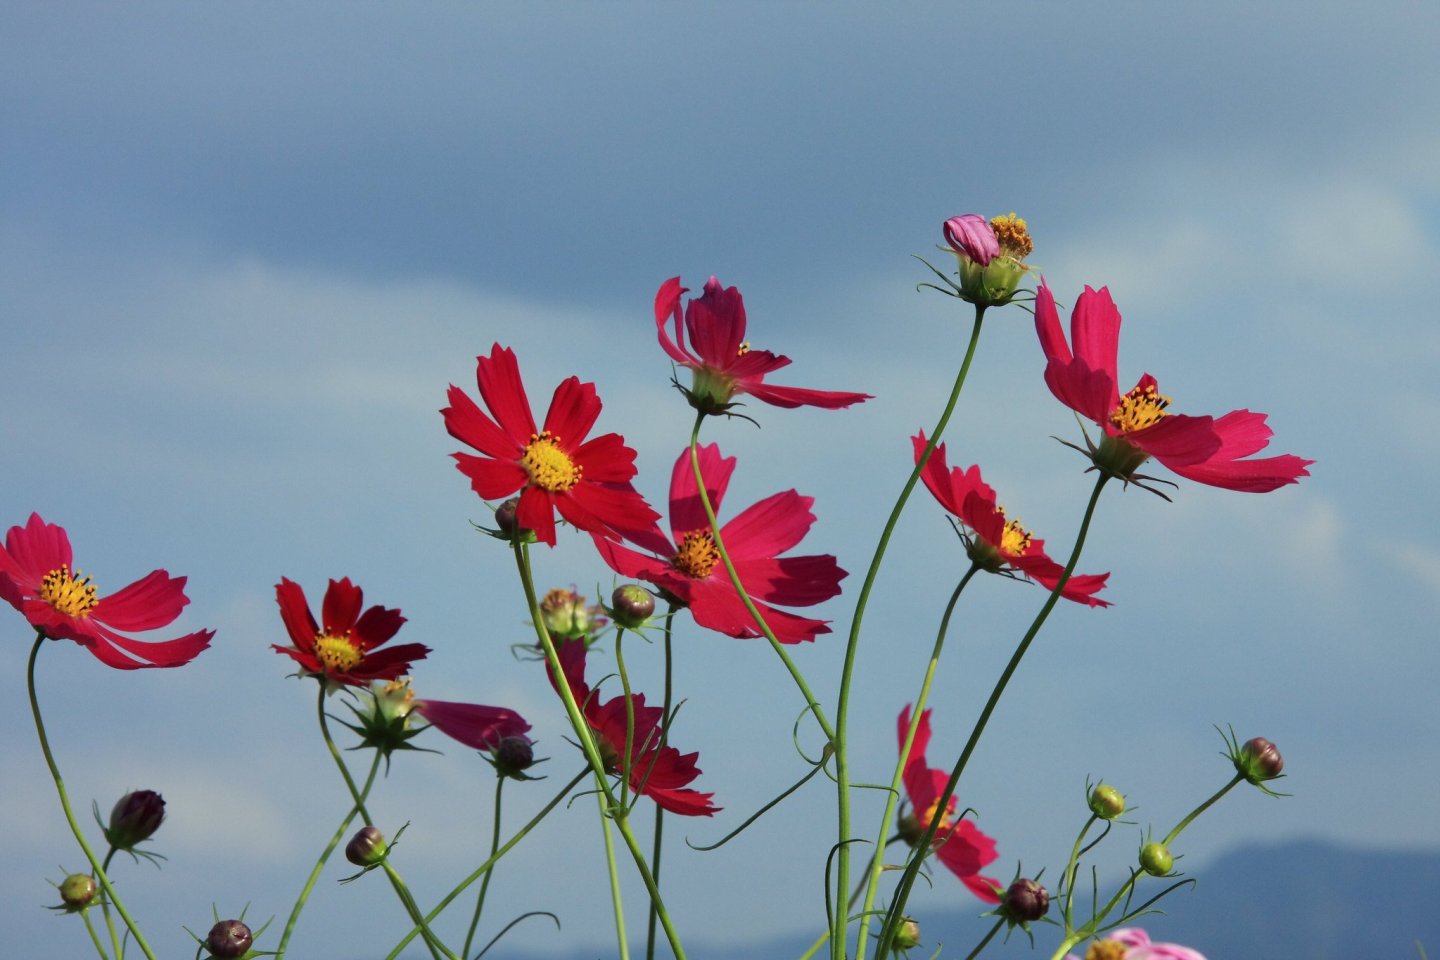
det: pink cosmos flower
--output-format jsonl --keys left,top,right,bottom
{"left": 655, "top": 276, "right": 872, "bottom": 414}
{"left": 914, "top": 432, "right": 1110, "bottom": 607}
{"left": 943, "top": 214, "right": 1000, "bottom": 266}
{"left": 0, "top": 513, "right": 213, "bottom": 669}
{"left": 593, "top": 443, "right": 847, "bottom": 645}
{"left": 273, "top": 577, "right": 430, "bottom": 686}
{"left": 551, "top": 639, "right": 716, "bottom": 816}
{"left": 897, "top": 705, "right": 1002, "bottom": 902}
{"left": 1035, "top": 282, "right": 1312, "bottom": 493}
{"left": 443, "top": 343, "right": 660, "bottom": 546}
{"left": 415, "top": 698, "right": 531, "bottom": 751}
{"left": 1065, "top": 927, "right": 1207, "bottom": 960}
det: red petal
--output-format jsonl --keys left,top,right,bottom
{"left": 515, "top": 487, "right": 558, "bottom": 547}
{"left": 1069, "top": 286, "right": 1122, "bottom": 390}
{"left": 744, "top": 381, "right": 872, "bottom": 410}
{"left": 1130, "top": 413, "right": 1223, "bottom": 466}
{"left": 93, "top": 569, "right": 189, "bottom": 630}
{"left": 87, "top": 624, "right": 213, "bottom": 669}
{"left": 654, "top": 277, "right": 694, "bottom": 366}
{"left": 541, "top": 375, "right": 601, "bottom": 448}
{"left": 721, "top": 490, "right": 816, "bottom": 560}
{"left": 275, "top": 578, "right": 319, "bottom": 650}
{"left": 685, "top": 277, "right": 747, "bottom": 369}
{"left": 731, "top": 554, "right": 845, "bottom": 607}
{"left": 352, "top": 603, "right": 406, "bottom": 651}
{"left": 417, "top": 699, "right": 530, "bottom": 750}
{"left": 443, "top": 383, "right": 520, "bottom": 458}
{"left": 571, "top": 432, "right": 640, "bottom": 484}
{"left": 1, "top": 513, "right": 73, "bottom": 586}
{"left": 322, "top": 577, "right": 363, "bottom": 635}
{"left": 453, "top": 452, "right": 527, "bottom": 500}
{"left": 476, "top": 344, "right": 537, "bottom": 444}
{"left": 667, "top": 444, "right": 735, "bottom": 537}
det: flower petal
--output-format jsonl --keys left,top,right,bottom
{"left": 93, "top": 570, "right": 189, "bottom": 631}
{"left": 442, "top": 383, "right": 520, "bottom": 459}
{"left": 654, "top": 277, "right": 695, "bottom": 366}
{"left": 475, "top": 344, "right": 538, "bottom": 444}
{"left": 321, "top": 577, "right": 364, "bottom": 636}
{"left": 452, "top": 452, "right": 528, "bottom": 500}
{"left": 275, "top": 578, "right": 319, "bottom": 650}
{"left": 86, "top": 624, "right": 213, "bottom": 669}
{"left": 417, "top": 699, "right": 531, "bottom": 751}
{"left": 0, "top": 513, "right": 73, "bottom": 589}
{"left": 541, "top": 375, "right": 601, "bottom": 448}
{"left": 720, "top": 489, "right": 816, "bottom": 561}
{"left": 743, "top": 381, "right": 872, "bottom": 410}
{"left": 668, "top": 444, "right": 735, "bottom": 538}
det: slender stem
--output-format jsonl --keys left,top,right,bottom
{"left": 615, "top": 628, "right": 637, "bottom": 810}
{"left": 876, "top": 472, "right": 1109, "bottom": 957}
{"left": 1163, "top": 775, "right": 1243, "bottom": 846}
{"left": 81, "top": 910, "right": 111, "bottom": 960}
{"left": 797, "top": 862, "right": 890, "bottom": 960}
{"left": 97, "top": 847, "right": 122, "bottom": 960}
{"left": 647, "top": 607, "right": 676, "bottom": 960}
{"left": 964, "top": 918, "right": 1005, "bottom": 960}
{"left": 381, "top": 861, "right": 459, "bottom": 960}
{"left": 26, "top": 633, "right": 158, "bottom": 960}
{"left": 842, "top": 305, "right": 986, "bottom": 960}
{"left": 598, "top": 787, "right": 631, "bottom": 960}
{"left": 462, "top": 776, "right": 506, "bottom": 960}
{"left": 1061, "top": 815, "right": 1099, "bottom": 931}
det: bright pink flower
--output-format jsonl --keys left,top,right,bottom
{"left": 415, "top": 698, "right": 531, "bottom": 751}
{"left": 897, "top": 705, "right": 1002, "bottom": 903}
{"left": 551, "top": 640, "right": 717, "bottom": 816}
{"left": 943, "top": 214, "right": 1000, "bottom": 266}
{"left": 273, "top": 577, "right": 430, "bottom": 686}
{"left": 655, "top": 276, "right": 872, "bottom": 414}
{"left": 443, "top": 343, "right": 660, "bottom": 547}
{"left": 914, "top": 432, "right": 1110, "bottom": 607}
{"left": 0, "top": 513, "right": 213, "bottom": 669}
{"left": 593, "top": 444, "right": 846, "bottom": 645}
{"left": 1064, "top": 928, "right": 1207, "bottom": 960}
{"left": 1035, "top": 282, "right": 1312, "bottom": 493}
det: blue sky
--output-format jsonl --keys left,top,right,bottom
{"left": 3, "top": 3, "right": 1438, "bottom": 958}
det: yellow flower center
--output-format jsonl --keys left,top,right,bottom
{"left": 314, "top": 634, "right": 362, "bottom": 672}
{"left": 1085, "top": 942, "right": 1127, "bottom": 960}
{"left": 39, "top": 565, "right": 98, "bottom": 618}
{"left": 919, "top": 799, "right": 955, "bottom": 833}
{"left": 998, "top": 515, "right": 1033, "bottom": 557}
{"left": 737, "top": 341, "right": 751, "bottom": 356}
{"left": 990, "top": 212, "right": 1033, "bottom": 259}
{"left": 672, "top": 530, "right": 722, "bottom": 579}
{"left": 521, "top": 431, "right": 582, "bottom": 492}
{"left": 1109, "top": 381, "right": 1172, "bottom": 434}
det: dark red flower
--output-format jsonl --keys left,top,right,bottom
{"left": 593, "top": 444, "right": 847, "bottom": 644}
{"left": 1035, "top": 282, "right": 1313, "bottom": 492}
{"left": 443, "top": 343, "right": 659, "bottom": 547}
{"left": 415, "top": 698, "right": 531, "bottom": 752}
{"left": 655, "top": 276, "right": 872, "bottom": 414}
{"left": 272, "top": 577, "right": 429, "bottom": 686}
{"left": 913, "top": 432, "right": 1110, "bottom": 607}
{"left": 897, "top": 705, "right": 1002, "bottom": 903}
{"left": 0, "top": 513, "right": 212, "bottom": 669}
{"left": 551, "top": 640, "right": 716, "bottom": 816}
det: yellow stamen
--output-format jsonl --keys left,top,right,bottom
{"left": 1110, "top": 381, "right": 1172, "bottom": 434}
{"left": 1085, "top": 942, "right": 1127, "bottom": 960}
{"left": 990, "top": 212, "right": 1033, "bottom": 259}
{"left": 998, "top": 514, "right": 1033, "bottom": 557}
{"left": 672, "top": 530, "right": 722, "bottom": 579}
{"left": 736, "top": 341, "right": 751, "bottom": 356}
{"left": 521, "top": 431, "right": 582, "bottom": 492}
{"left": 919, "top": 799, "right": 955, "bottom": 833}
{"left": 39, "top": 565, "right": 98, "bottom": 618}
{"left": 314, "top": 634, "right": 362, "bottom": 672}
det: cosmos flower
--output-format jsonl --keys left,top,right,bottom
{"left": 655, "top": 276, "right": 872, "bottom": 414}
{"left": 593, "top": 443, "right": 847, "bottom": 645}
{"left": 941, "top": 212, "right": 1034, "bottom": 307}
{"left": 1065, "top": 928, "right": 1207, "bottom": 960}
{"left": 551, "top": 639, "right": 716, "bottom": 816}
{"left": 896, "top": 705, "right": 1002, "bottom": 903}
{"left": 913, "top": 432, "right": 1110, "bottom": 607}
{"left": 0, "top": 513, "right": 213, "bottom": 669}
{"left": 273, "top": 577, "right": 429, "bottom": 686}
{"left": 443, "top": 343, "right": 659, "bottom": 546}
{"left": 1035, "top": 282, "right": 1312, "bottom": 493}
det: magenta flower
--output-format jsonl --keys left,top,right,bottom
{"left": 1035, "top": 282, "right": 1313, "bottom": 493}
{"left": 655, "top": 276, "right": 872, "bottom": 414}
{"left": 943, "top": 214, "right": 1000, "bottom": 266}
{"left": 593, "top": 444, "right": 847, "bottom": 645}
{"left": 1065, "top": 928, "right": 1207, "bottom": 960}
{"left": 415, "top": 698, "right": 531, "bottom": 751}
{"left": 273, "top": 577, "right": 430, "bottom": 686}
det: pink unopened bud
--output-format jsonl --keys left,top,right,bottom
{"left": 943, "top": 214, "right": 1000, "bottom": 266}
{"left": 345, "top": 825, "right": 388, "bottom": 867}
{"left": 1003, "top": 878, "right": 1050, "bottom": 923}
{"left": 493, "top": 735, "right": 536, "bottom": 778}
{"left": 106, "top": 790, "right": 165, "bottom": 850}
{"left": 205, "top": 919, "right": 253, "bottom": 958}
{"left": 1238, "top": 736, "right": 1284, "bottom": 782}
{"left": 610, "top": 584, "right": 655, "bottom": 628}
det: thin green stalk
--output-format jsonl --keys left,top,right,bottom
{"left": 96, "top": 848, "right": 123, "bottom": 960}
{"left": 81, "top": 909, "right": 111, "bottom": 960}
{"left": 840, "top": 305, "right": 986, "bottom": 960}
{"left": 1163, "top": 775, "right": 1242, "bottom": 846}
{"left": 797, "top": 861, "right": 889, "bottom": 960}
{"left": 598, "top": 786, "right": 631, "bottom": 960}
{"left": 646, "top": 607, "right": 677, "bottom": 960}
{"left": 877, "top": 472, "right": 1109, "bottom": 957}
{"left": 26, "top": 632, "right": 158, "bottom": 960}
{"left": 276, "top": 752, "right": 381, "bottom": 958}
{"left": 461, "top": 777, "right": 506, "bottom": 960}
{"left": 964, "top": 918, "right": 1005, "bottom": 960}
{"left": 1061, "top": 815, "right": 1100, "bottom": 931}
{"left": 615, "top": 628, "right": 637, "bottom": 809}
{"left": 380, "top": 861, "right": 458, "bottom": 960}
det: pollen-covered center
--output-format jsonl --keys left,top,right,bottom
{"left": 990, "top": 212, "right": 1033, "bottom": 259}
{"left": 919, "top": 799, "right": 955, "bottom": 833}
{"left": 736, "top": 341, "right": 751, "bottom": 356}
{"left": 672, "top": 530, "right": 722, "bottom": 579}
{"left": 1110, "top": 381, "right": 1172, "bottom": 434}
{"left": 998, "top": 514, "right": 1033, "bottom": 557}
{"left": 1084, "top": 942, "right": 1126, "bottom": 960}
{"left": 39, "top": 565, "right": 99, "bottom": 618}
{"left": 521, "top": 431, "right": 582, "bottom": 492}
{"left": 313, "top": 633, "right": 362, "bottom": 672}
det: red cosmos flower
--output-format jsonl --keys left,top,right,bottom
{"left": 593, "top": 443, "right": 847, "bottom": 645}
{"left": 897, "top": 705, "right": 1002, "bottom": 903}
{"left": 1035, "top": 282, "right": 1313, "bottom": 493}
{"left": 273, "top": 577, "right": 430, "bottom": 686}
{"left": 655, "top": 276, "right": 872, "bottom": 414}
{"left": 913, "top": 432, "right": 1110, "bottom": 607}
{"left": 415, "top": 698, "right": 531, "bottom": 751}
{"left": 0, "top": 513, "right": 213, "bottom": 669}
{"left": 551, "top": 639, "right": 716, "bottom": 816}
{"left": 443, "top": 343, "right": 660, "bottom": 547}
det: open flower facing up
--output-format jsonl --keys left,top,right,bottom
{"left": 443, "top": 343, "right": 660, "bottom": 547}
{"left": 550, "top": 639, "right": 716, "bottom": 816}
{"left": 273, "top": 577, "right": 430, "bottom": 687}
{"left": 1065, "top": 928, "right": 1207, "bottom": 960}
{"left": 914, "top": 433, "right": 1110, "bottom": 607}
{"left": 0, "top": 513, "right": 213, "bottom": 669}
{"left": 593, "top": 444, "right": 847, "bottom": 644}
{"left": 655, "top": 276, "right": 872, "bottom": 415}
{"left": 1035, "top": 282, "right": 1312, "bottom": 493}
{"left": 896, "top": 705, "right": 1001, "bottom": 902}
{"left": 415, "top": 698, "right": 531, "bottom": 752}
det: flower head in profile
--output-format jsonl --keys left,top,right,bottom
{"left": 1035, "top": 282, "right": 1312, "bottom": 495}
{"left": 1065, "top": 928, "right": 1207, "bottom": 960}
{"left": 655, "top": 276, "right": 872, "bottom": 416}
{"left": 593, "top": 444, "right": 847, "bottom": 645}
{"left": 913, "top": 432, "right": 1110, "bottom": 607}
{"left": 0, "top": 513, "right": 213, "bottom": 669}
{"left": 273, "top": 577, "right": 430, "bottom": 687}
{"left": 443, "top": 343, "right": 659, "bottom": 547}
{"left": 415, "top": 697, "right": 531, "bottom": 753}
{"left": 551, "top": 640, "right": 717, "bottom": 816}
{"left": 896, "top": 705, "right": 1002, "bottom": 902}
{"left": 942, "top": 212, "right": 1034, "bottom": 307}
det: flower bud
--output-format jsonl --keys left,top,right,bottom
{"left": 1089, "top": 783, "right": 1126, "bottom": 820}
{"left": 495, "top": 498, "right": 520, "bottom": 534}
{"left": 1237, "top": 736, "right": 1284, "bottom": 783}
{"left": 205, "top": 919, "right": 253, "bottom": 958}
{"left": 893, "top": 916, "right": 922, "bottom": 951}
{"left": 540, "top": 588, "right": 604, "bottom": 640}
{"left": 943, "top": 214, "right": 1000, "bottom": 266}
{"left": 346, "top": 825, "right": 388, "bottom": 867}
{"left": 610, "top": 584, "right": 655, "bottom": 628}
{"left": 59, "top": 873, "right": 97, "bottom": 910}
{"left": 1139, "top": 841, "right": 1173, "bottom": 876}
{"left": 493, "top": 735, "right": 536, "bottom": 778}
{"left": 105, "top": 790, "right": 165, "bottom": 850}
{"left": 1002, "top": 878, "right": 1050, "bottom": 923}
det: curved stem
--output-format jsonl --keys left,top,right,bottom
{"left": 26, "top": 632, "right": 158, "bottom": 960}
{"left": 1163, "top": 775, "right": 1242, "bottom": 846}
{"left": 462, "top": 776, "right": 506, "bottom": 960}
{"left": 1061, "top": 815, "right": 1100, "bottom": 931}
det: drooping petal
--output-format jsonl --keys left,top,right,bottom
{"left": 742, "top": 381, "right": 872, "bottom": 409}
{"left": 654, "top": 277, "right": 695, "bottom": 366}
{"left": 475, "top": 344, "right": 538, "bottom": 444}
{"left": 417, "top": 699, "right": 531, "bottom": 751}
{"left": 686, "top": 578, "right": 831, "bottom": 644}
{"left": 92, "top": 570, "right": 189, "bottom": 631}
{"left": 515, "top": 486, "right": 559, "bottom": 547}
{"left": 1007, "top": 545, "right": 1112, "bottom": 608}
{"left": 86, "top": 624, "right": 213, "bottom": 669}
{"left": 1035, "top": 284, "right": 1118, "bottom": 423}
{"left": 1157, "top": 409, "right": 1314, "bottom": 492}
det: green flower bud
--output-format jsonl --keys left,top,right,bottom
{"left": 893, "top": 916, "right": 922, "bottom": 951}
{"left": 205, "top": 919, "right": 253, "bottom": 958}
{"left": 345, "top": 825, "right": 388, "bottom": 867}
{"left": 105, "top": 790, "right": 165, "bottom": 850}
{"left": 540, "top": 588, "right": 605, "bottom": 640}
{"left": 1002, "top": 878, "right": 1050, "bottom": 923}
{"left": 1089, "top": 783, "right": 1126, "bottom": 820}
{"left": 610, "top": 584, "right": 655, "bottom": 628}
{"left": 1139, "top": 840, "right": 1174, "bottom": 876}
{"left": 59, "top": 873, "right": 97, "bottom": 910}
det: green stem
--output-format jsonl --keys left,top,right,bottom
{"left": 797, "top": 862, "right": 889, "bottom": 960}
{"left": 461, "top": 776, "right": 506, "bottom": 960}
{"left": 842, "top": 304, "right": 986, "bottom": 960}
{"left": 26, "top": 632, "right": 157, "bottom": 960}
{"left": 599, "top": 786, "right": 631, "bottom": 960}
{"left": 1163, "top": 774, "right": 1243, "bottom": 846}
{"left": 964, "top": 918, "right": 1005, "bottom": 960}
{"left": 97, "top": 848, "right": 122, "bottom": 960}
{"left": 81, "top": 909, "right": 111, "bottom": 960}
{"left": 615, "top": 628, "right": 637, "bottom": 810}
{"left": 647, "top": 607, "right": 676, "bottom": 960}
{"left": 876, "top": 472, "right": 1109, "bottom": 957}
{"left": 1061, "top": 815, "right": 1100, "bottom": 931}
